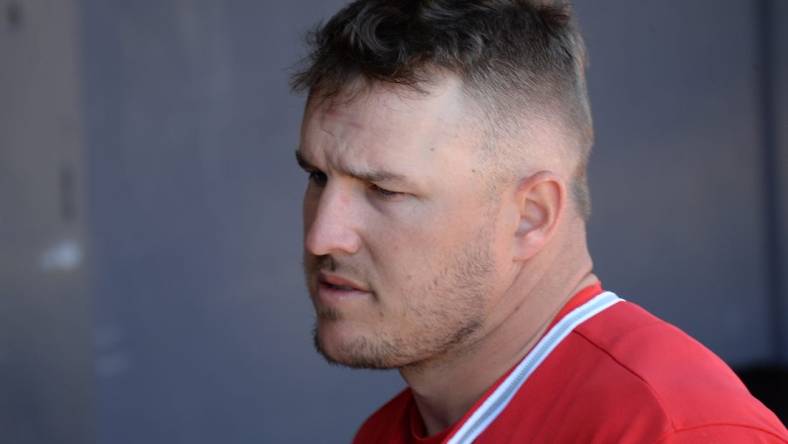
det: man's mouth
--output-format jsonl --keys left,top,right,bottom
{"left": 316, "top": 272, "right": 371, "bottom": 303}
{"left": 318, "top": 272, "right": 368, "bottom": 292}
{"left": 323, "top": 282, "right": 358, "bottom": 291}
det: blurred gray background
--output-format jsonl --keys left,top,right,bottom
{"left": 1, "top": 0, "right": 787, "bottom": 443}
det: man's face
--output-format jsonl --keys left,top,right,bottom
{"left": 298, "top": 80, "right": 509, "bottom": 369}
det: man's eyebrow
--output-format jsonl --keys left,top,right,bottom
{"left": 295, "top": 149, "right": 410, "bottom": 184}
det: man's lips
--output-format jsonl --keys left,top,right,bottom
{"left": 318, "top": 272, "right": 369, "bottom": 292}
{"left": 316, "top": 272, "right": 371, "bottom": 302}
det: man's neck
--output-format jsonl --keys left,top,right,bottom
{"left": 401, "top": 266, "right": 599, "bottom": 436}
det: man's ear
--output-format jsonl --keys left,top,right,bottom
{"left": 511, "top": 171, "right": 565, "bottom": 261}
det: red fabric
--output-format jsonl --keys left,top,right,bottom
{"left": 353, "top": 287, "right": 788, "bottom": 443}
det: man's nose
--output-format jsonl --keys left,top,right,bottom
{"left": 304, "top": 186, "right": 362, "bottom": 257}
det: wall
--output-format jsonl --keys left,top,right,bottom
{"left": 0, "top": 0, "right": 92, "bottom": 443}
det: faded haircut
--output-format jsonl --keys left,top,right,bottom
{"left": 290, "top": 0, "right": 594, "bottom": 220}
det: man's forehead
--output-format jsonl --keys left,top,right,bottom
{"left": 302, "top": 82, "right": 473, "bottom": 160}
{"left": 307, "top": 76, "right": 469, "bottom": 128}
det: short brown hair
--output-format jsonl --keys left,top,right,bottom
{"left": 291, "top": 0, "right": 593, "bottom": 220}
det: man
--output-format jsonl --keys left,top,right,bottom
{"left": 292, "top": 1, "right": 788, "bottom": 442}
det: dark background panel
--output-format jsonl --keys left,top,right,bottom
{"left": 775, "top": 0, "right": 788, "bottom": 366}
{"left": 735, "top": 0, "right": 788, "bottom": 420}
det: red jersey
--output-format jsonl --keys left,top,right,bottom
{"left": 353, "top": 285, "right": 788, "bottom": 443}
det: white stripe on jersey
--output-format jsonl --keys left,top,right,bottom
{"left": 446, "top": 291, "right": 623, "bottom": 444}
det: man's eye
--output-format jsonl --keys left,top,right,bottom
{"left": 308, "top": 171, "right": 327, "bottom": 187}
{"left": 370, "top": 184, "right": 402, "bottom": 198}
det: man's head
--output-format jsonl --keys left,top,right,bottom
{"left": 293, "top": 0, "right": 593, "bottom": 217}
{"left": 293, "top": 0, "right": 594, "bottom": 369}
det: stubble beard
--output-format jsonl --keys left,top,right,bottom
{"left": 303, "top": 226, "right": 496, "bottom": 371}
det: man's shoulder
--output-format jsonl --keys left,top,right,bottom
{"left": 573, "top": 299, "right": 743, "bottom": 392}
{"left": 573, "top": 300, "right": 752, "bottom": 405}
{"left": 563, "top": 300, "right": 788, "bottom": 441}
{"left": 487, "top": 299, "right": 787, "bottom": 442}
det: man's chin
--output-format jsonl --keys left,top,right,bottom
{"left": 312, "top": 326, "right": 401, "bottom": 370}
